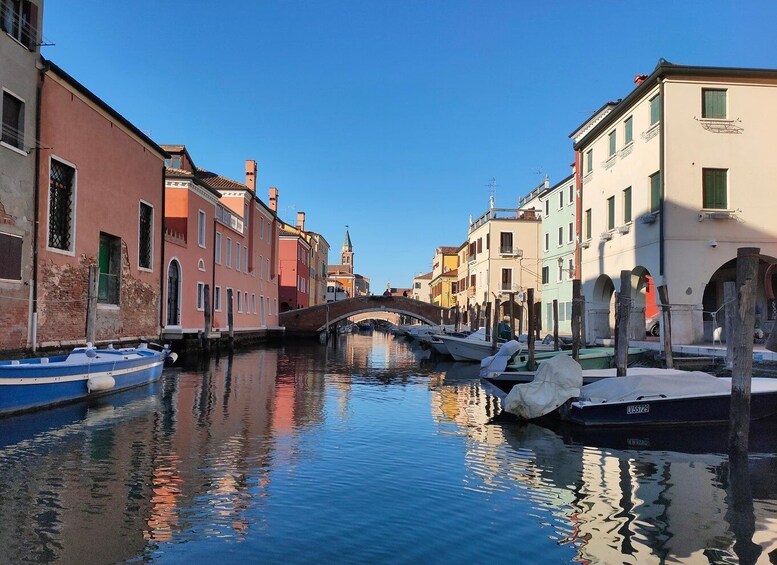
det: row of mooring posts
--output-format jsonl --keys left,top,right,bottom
{"left": 197, "top": 283, "right": 234, "bottom": 356}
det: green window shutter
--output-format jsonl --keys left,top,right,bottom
{"left": 650, "top": 95, "right": 660, "bottom": 125}
{"left": 624, "top": 117, "right": 633, "bottom": 144}
{"left": 703, "top": 89, "right": 726, "bottom": 119}
{"left": 650, "top": 172, "right": 661, "bottom": 212}
{"left": 623, "top": 187, "right": 632, "bottom": 223}
{"left": 607, "top": 197, "right": 615, "bottom": 230}
{"left": 608, "top": 130, "right": 616, "bottom": 156}
{"left": 586, "top": 150, "right": 593, "bottom": 172}
{"left": 703, "top": 169, "right": 727, "bottom": 209}
{"left": 585, "top": 209, "right": 592, "bottom": 239}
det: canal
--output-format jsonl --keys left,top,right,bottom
{"left": 1, "top": 332, "right": 777, "bottom": 563}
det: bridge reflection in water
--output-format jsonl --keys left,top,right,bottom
{"left": 0, "top": 332, "right": 774, "bottom": 563}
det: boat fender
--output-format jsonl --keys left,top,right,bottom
{"left": 166, "top": 352, "right": 178, "bottom": 365}
{"left": 87, "top": 375, "right": 115, "bottom": 392}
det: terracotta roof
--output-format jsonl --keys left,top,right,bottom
{"left": 196, "top": 169, "right": 248, "bottom": 191}
{"left": 414, "top": 271, "right": 433, "bottom": 280}
{"left": 165, "top": 168, "right": 222, "bottom": 198}
{"left": 438, "top": 246, "right": 458, "bottom": 255}
{"left": 165, "top": 167, "right": 193, "bottom": 177}
{"left": 160, "top": 144, "right": 186, "bottom": 152}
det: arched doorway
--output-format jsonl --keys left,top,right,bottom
{"left": 280, "top": 301, "right": 291, "bottom": 313}
{"left": 166, "top": 259, "right": 181, "bottom": 326}
{"left": 591, "top": 274, "right": 615, "bottom": 341}
{"left": 631, "top": 267, "right": 657, "bottom": 340}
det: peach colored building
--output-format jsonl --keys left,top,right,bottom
{"left": 35, "top": 59, "right": 167, "bottom": 348}
{"left": 278, "top": 224, "right": 311, "bottom": 311}
{"left": 161, "top": 147, "right": 280, "bottom": 341}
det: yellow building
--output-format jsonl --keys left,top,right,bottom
{"left": 430, "top": 246, "right": 460, "bottom": 309}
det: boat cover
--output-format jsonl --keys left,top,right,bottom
{"left": 503, "top": 354, "right": 582, "bottom": 419}
{"left": 479, "top": 340, "right": 522, "bottom": 378}
{"left": 578, "top": 371, "right": 729, "bottom": 405}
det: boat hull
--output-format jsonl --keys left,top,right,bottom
{"left": 0, "top": 349, "right": 165, "bottom": 417}
{"left": 562, "top": 378, "right": 777, "bottom": 427}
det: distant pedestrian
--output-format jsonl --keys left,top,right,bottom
{"left": 402, "top": 291, "right": 408, "bottom": 297}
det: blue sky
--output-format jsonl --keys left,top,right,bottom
{"left": 42, "top": 1, "right": 777, "bottom": 291}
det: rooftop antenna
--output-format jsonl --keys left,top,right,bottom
{"left": 487, "top": 177, "right": 497, "bottom": 209}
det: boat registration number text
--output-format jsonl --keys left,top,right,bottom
{"left": 626, "top": 404, "right": 650, "bottom": 415}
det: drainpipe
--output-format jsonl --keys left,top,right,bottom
{"left": 30, "top": 59, "right": 48, "bottom": 352}
{"left": 159, "top": 165, "right": 166, "bottom": 334}
{"left": 659, "top": 78, "right": 666, "bottom": 278}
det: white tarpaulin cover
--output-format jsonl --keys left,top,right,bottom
{"left": 503, "top": 354, "right": 583, "bottom": 419}
{"left": 479, "top": 340, "right": 522, "bottom": 378}
{"left": 578, "top": 371, "right": 729, "bottom": 405}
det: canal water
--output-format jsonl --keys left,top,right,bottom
{"left": 1, "top": 332, "right": 777, "bottom": 564}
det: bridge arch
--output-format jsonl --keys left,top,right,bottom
{"left": 279, "top": 296, "right": 454, "bottom": 337}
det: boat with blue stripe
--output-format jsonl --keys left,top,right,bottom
{"left": 0, "top": 343, "right": 174, "bottom": 417}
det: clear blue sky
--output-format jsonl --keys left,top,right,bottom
{"left": 42, "top": 1, "right": 777, "bottom": 291}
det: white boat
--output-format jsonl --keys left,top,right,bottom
{"left": 438, "top": 329, "right": 557, "bottom": 362}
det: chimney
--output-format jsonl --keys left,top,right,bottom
{"left": 268, "top": 187, "right": 278, "bottom": 212}
{"left": 296, "top": 211, "right": 306, "bottom": 232}
{"left": 245, "top": 160, "right": 257, "bottom": 192}
{"left": 634, "top": 74, "right": 648, "bottom": 86}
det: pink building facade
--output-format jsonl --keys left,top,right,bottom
{"left": 162, "top": 147, "right": 280, "bottom": 342}
{"left": 278, "top": 229, "right": 311, "bottom": 311}
{"left": 35, "top": 60, "right": 167, "bottom": 347}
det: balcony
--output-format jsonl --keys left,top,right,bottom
{"left": 215, "top": 206, "right": 244, "bottom": 234}
{"left": 499, "top": 247, "right": 523, "bottom": 257}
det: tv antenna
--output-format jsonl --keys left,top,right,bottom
{"left": 486, "top": 177, "right": 497, "bottom": 208}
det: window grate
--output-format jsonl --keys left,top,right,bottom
{"left": 139, "top": 203, "right": 152, "bottom": 268}
{"left": 48, "top": 160, "right": 74, "bottom": 250}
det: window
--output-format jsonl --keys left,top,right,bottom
{"left": 252, "top": 293, "right": 256, "bottom": 314}
{"left": 608, "top": 130, "right": 616, "bottom": 157}
{"left": 500, "top": 232, "right": 513, "bottom": 254}
{"left": 624, "top": 116, "right": 633, "bottom": 144}
{"left": 0, "top": 232, "right": 22, "bottom": 280}
{"left": 48, "top": 159, "right": 75, "bottom": 251}
{"left": 585, "top": 209, "right": 592, "bottom": 240}
{"left": 237, "top": 290, "right": 242, "bottom": 312}
{"left": 558, "top": 191, "right": 564, "bottom": 209}
{"left": 196, "top": 282, "right": 205, "bottom": 311}
{"left": 164, "top": 156, "right": 181, "bottom": 169}
{"left": 245, "top": 291, "right": 249, "bottom": 311}
{"left": 470, "top": 273, "right": 476, "bottom": 288}
{"left": 568, "top": 222, "right": 574, "bottom": 243}
{"left": 197, "top": 210, "right": 206, "bottom": 247}
{"left": 623, "top": 187, "right": 632, "bottom": 223}
{"left": 649, "top": 94, "right": 661, "bottom": 125}
{"left": 0, "top": 0, "right": 38, "bottom": 49}
{"left": 214, "top": 286, "right": 222, "bottom": 311}
{"left": 98, "top": 232, "right": 121, "bottom": 304}
{"left": 259, "top": 254, "right": 263, "bottom": 279}
{"left": 703, "top": 168, "right": 728, "bottom": 209}
{"left": 501, "top": 268, "right": 512, "bottom": 291}
{"left": 266, "top": 258, "right": 270, "bottom": 280}
{"left": 226, "top": 237, "right": 232, "bottom": 267}
{"left": 485, "top": 233, "right": 490, "bottom": 250}
{"left": 235, "top": 242, "right": 241, "bottom": 271}
{"left": 557, "top": 261, "right": 563, "bottom": 282}
{"left": 542, "top": 266, "right": 549, "bottom": 285}
{"left": 568, "top": 258, "right": 574, "bottom": 280}
{"left": 585, "top": 149, "right": 593, "bottom": 173}
{"left": 2, "top": 89, "right": 24, "bottom": 151}
{"left": 414, "top": 282, "right": 421, "bottom": 289}
{"left": 702, "top": 89, "right": 727, "bottom": 119}
{"left": 544, "top": 199, "right": 549, "bottom": 216}
{"left": 243, "top": 247, "right": 248, "bottom": 272}
{"left": 138, "top": 202, "right": 153, "bottom": 270}
{"left": 544, "top": 233, "right": 549, "bottom": 251}
{"left": 260, "top": 295, "right": 266, "bottom": 324}
{"left": 215, "top": 232, "right": 222, "bottom": 264}
{"left": 649, "top": 171, "right": 661, "bottom": 213}
{"left": 557, "top": 226, "right": 563, "bottom": 247}
{"left": 477, "top": 238, "right": 482, "bottom": 253}
{"left": 607, "top": 196, "right": 615, "bottom": 230}
{"left": 568, "top": 185, "right": 574, "bottom": 204}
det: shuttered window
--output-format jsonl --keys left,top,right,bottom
{"left": 1, "top": 90, "right": 24, "bottom": 150}
{"left": 0, "top": 232, "right": 22, "bottom": 280}
{"left": 608, "top": 130, "right": 616, "bottom": 157}
{"left": 650, "top": 172, "right": 661, "bottom": 213}
{"left": 585, "top": 149, "right": 593, "bottom": 173}
{"left": 702, "top": 89, "right": 727, "bottom": 119}
{"left": 650, "top": 94, "right": 661, "bottom": 125}
{"left": 703, "top": 168, "right": 728, "bottom": 209}
{"left": 624, "top": 116, "right": 633, "bottom": 144}
{"left": 585, "top": 209, "right": 592, "bottom": 240}
{"left": 623, "top": 187, "right": 632, "bottom": 223}
{"left": 607, "top": 197, "right": 615, "bottom": 230}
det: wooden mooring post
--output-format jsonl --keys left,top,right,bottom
{"left": 615, "top": 270, "right": 631, "bottom": 377}
{"left": 491, "top": 297, "right": 501, "bottom": 353}
{"left": 571, "top": 279, "right": 582, "bottom": 361}
{"left": 484, "top": 301, "right": 492, "bottom": 343}
{"left": 657, "top": 284, "right": 673, "bottom": 369}
{"left": 527, "top": 288, "right": 536, "bottom": 371}
{"left": 227, "top": 288, "right": 235, "bottom": 349}
{"left": 729, "top": 247, "right": 760, "bottom": 454}
{"left": 85, "top": 265, "right": 98, "bottom": 345}
{"left": 199, "top": 284, "right": 212, "bottom": 353}
{"left": 724, "top": 281, "right": 737, "bottom": 368}
{"left": 508, "top": 292, "right": 515, "bottom": 340}
{"left": 552, "top": 299, "right": 559, "bottom": 351}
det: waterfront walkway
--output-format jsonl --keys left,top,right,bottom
{"left": 596, "top": 337, "right": 777, "bottom": 363}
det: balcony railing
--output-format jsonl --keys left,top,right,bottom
{"left": 216, "top": 206, "right": 244, "bottom": 234}
{"left": 499, "top": 246, "right": 523, "bottom": 257}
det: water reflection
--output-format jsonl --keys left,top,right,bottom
{"left": 0, "top": 333, "right": 776, "bottom": 563}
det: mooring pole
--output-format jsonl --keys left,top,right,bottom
{"left": 724, "top": 281, "right": 737, "bottom": 369}
{"left": 85, "top": 265, "right": 98, "bottom": 345}
{"left": 484, "top": 301, "right": 492, "bottom": 343}
{"left": 552, "top": 299, "right": 559, "bottom": 351}
{"left": 657, "top": 284, "right": 673, "bottom": 369}
{"left": 227, "top": 288, "right": 234, "bottom": 350}
{"left": 508, "top": 292, "right": 515, "bottom": 340}
{"left": 729, "top": 247, "right": 760, "bottom": 454}
{"left": 571, "top": 279, "right": 582, "bottom": 362}
{"left": 527, "top": 288, "right": 536, "bottom": 371}
{"left": 615, "top": 270, "right": 631, "bottom": 377}
{"left": 491, "top": 297, "right": 501, "bottom": 353}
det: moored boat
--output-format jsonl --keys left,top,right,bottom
{"left": 0, "top": 343, "right": 173, "bottom": 417}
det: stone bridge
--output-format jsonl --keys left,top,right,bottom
{"left": 280, "top": 296, "right": 454, "bottom": 337}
